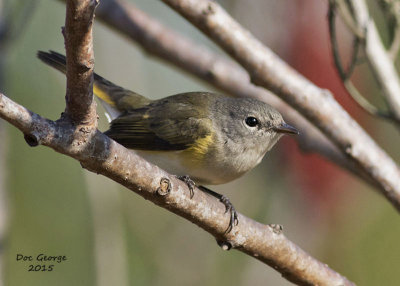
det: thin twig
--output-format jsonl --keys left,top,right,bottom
{"left": 389, "top": 25, "right": 400, "bottom": 59}
{"left": 328, "top": 1, "right": 391, "bottom": 118}
{"left": 346, "top": 36, "right": 360, "bottom": 79}
{"left": 161, "top": 0, "right": 400, "bottom": 212}
{"left": 328, "top": 1, "right": 351, "bottom": 79}
{"left": 0, "top": 92, "right": 355, "bottom": 286}
{"left": 334, "top": 0, "right": 365, "bottom": 38}
{"left": 377, "top": 0, "right": 400, "bottom": 60}
{"left": 344, "top": 80, "right": 391, "bottom": 117}
{"left": 349, "top": 0, "right": 400, "bottom": 126}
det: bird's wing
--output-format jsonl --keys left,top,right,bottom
{"left": 104, "top": 99, "right": 212, "bottom": 151}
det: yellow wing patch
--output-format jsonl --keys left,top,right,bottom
{"left": 184, "top": 134, "right": 213, "bottom": 162}
{"left": 93, "top": 85, "right": 115, "bottom": 107}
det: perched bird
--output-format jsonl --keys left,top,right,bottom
{"left": 38, "top": 50, "right": 298, "bottom": 232}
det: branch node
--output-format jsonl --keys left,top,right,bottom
{"left": 205, "top": 69, "right": 216, "bottom": 81}
{"left": 156, "top": 177, "right": 171, "bottom": 196}
{"left": 79, "top": 126, "right": 92, "bottom": 134}
{"left": 24, "top": 133, "right": 40, "bottom": 147}
{"left": 269, "top": 224, "right": 283, "bottom": 234}
{"left": 344, "top": 143, "right": 353, "bottom": 155}
{"left": 217, "top": 239, "right": 232, "bottom": 251}
{"left": 202, "top": 2, "right": 216, "bottom": 16}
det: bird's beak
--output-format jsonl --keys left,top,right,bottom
{"left": 273, "top": 123, "right": 299, "bottom": 135}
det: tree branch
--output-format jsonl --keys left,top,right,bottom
{"left": 377, "top": 0, "right": 400, "bottom": 60}
{"left": 64, "top": 0, "right": 98, "bottom": 125}
{"left": 342, "top": 0, "right": 400, "bottom": 126}
{"left": 161, "top": 0, "right": 400, "bottom": 213}
{"left": 357, "top": 0, "right": 400, "bottom": 126}
{"left": 0, "top": 91, "right": 355, "bottom": 286}
{"left": 94, "top": 0, "right": 376, "bottom": 186}
{"left": 328, "top": 2, "right": 392, "bottom": 119}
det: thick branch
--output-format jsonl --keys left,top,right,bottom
{"left": 161, "top": 0, "right": 400, "bottom": 212}
{"left": 64, "top": 0, "right": 98, "bottom": 125}
{"left": 94, "top": 0, "right": 374, "bottom": 185}
{"left": 0, "top": 92, "right": 354, "bottom": 286}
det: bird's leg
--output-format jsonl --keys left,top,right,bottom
{"left": 176, "top": 176, "right": 238, "bottom": 233}
{"left": 198, "top": 186, "right": 238, "bottom": 234}
{"left": 177, "top": 175, "right": 195, "bottom": 198}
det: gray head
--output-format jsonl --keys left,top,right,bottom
{"left": 210, "top": 96, "right": 298, "bottom": 176}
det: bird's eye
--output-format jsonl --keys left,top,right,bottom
{"left": 245, "top": 116, "right": 259, "bottom": 127}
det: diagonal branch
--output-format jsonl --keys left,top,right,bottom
{"left": 94, "top": 0, "right": 375, "bottom": 186}
{"left": 160, "top": 0, "right": 400, "bottom": 212}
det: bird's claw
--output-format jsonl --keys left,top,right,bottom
{"left": 219, "top": 195, "right": 238, "bottom": 233}
{"left": 177, "top": 175, "right": 195, "bottom": 199}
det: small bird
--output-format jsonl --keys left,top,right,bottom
{"left": 38, "top": 50, "right": 298, "bottom": 232}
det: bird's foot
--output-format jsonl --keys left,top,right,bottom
{"left": 198, "top": 186, "right": 238, "bottom": 234}
{"left": 177, "top": 175, "right": 195, "bottom": 199}
{"left": 219, "top": 194, "right": 239, "bottom": 233}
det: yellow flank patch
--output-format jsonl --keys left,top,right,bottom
{"left": 93, "top": 85, "right": 115, "bottom": 106}
{"left": 184, "top": 134, "right": 213, "bottom": 162}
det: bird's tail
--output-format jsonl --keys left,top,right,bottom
{"left": 37, "top": 50, "right": 152, "bottom": 120}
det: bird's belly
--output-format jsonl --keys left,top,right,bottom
{"left": 135, "top": 150, "right": 244, "bottom": 185}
